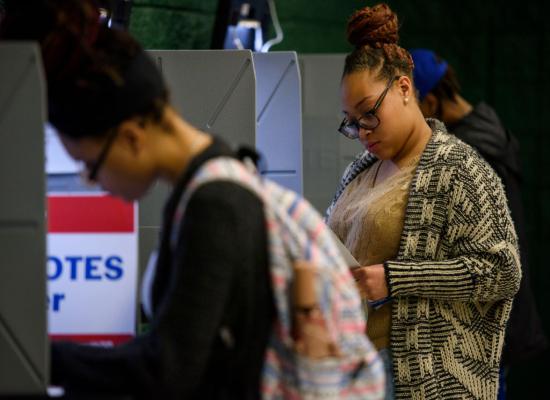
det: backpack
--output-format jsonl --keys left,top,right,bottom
{"left": 172, "top": 156, "right": 385, "bottom": 399}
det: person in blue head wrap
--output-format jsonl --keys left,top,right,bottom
{"left": 409, "top": 49, "right": 472, "bottom": 124}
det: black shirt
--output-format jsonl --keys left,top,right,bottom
{"left": 51, "top": 137, "right": 274, "bottom": 399}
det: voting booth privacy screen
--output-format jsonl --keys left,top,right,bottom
{"left": 0, "top": 42, "right": 49, "bottom": 396}
{"left": 139, "top": 50, "right": 303, "bottom": 291}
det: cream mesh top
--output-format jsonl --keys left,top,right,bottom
{"left": 328, "top": 157, "right": 419, "bottom": 350}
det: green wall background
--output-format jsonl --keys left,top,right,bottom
{"left": 130, "top": 1, "right": 549, "bottom": 397}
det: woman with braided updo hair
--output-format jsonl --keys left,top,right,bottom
{"left": 327, "top": 3, "right": 521, "bottom": 399}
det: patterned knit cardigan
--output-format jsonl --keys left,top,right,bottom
{"left": 327, "top": 119, "right": 521, "bottom": 400}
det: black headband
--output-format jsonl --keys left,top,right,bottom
{"left": 48, "top": 48, "right": 166, "bottom": 138}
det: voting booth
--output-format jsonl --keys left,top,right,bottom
{"left": 298, "top": 54, "right": 356, "bottom": 214}
{"left": 254, "top": 51, "right": 303, "bottom": 195}
{"left": 139, "top": 50, "right": 258, "bottom": 289}
{"left": 0, "top": 42, "right": 49, "bottom": 396}
{"left": 139, "top": 50, "right": 303, "bottom": 285}
{"left": 149, "top": 50, "right": 257, "bottom": 147}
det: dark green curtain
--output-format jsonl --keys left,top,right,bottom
{"left": 129, "top": 0, "right": 218, "bottom": 49}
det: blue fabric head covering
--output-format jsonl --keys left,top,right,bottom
{"left": 410, "top": 49, "right": 448, "bottom": 101}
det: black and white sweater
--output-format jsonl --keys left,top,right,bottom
{"left": 327, "top": 119, "right": 521, "bottom": 399}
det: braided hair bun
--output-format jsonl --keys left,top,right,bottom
{"left": 347, "top": 3, "right": 398, "bottom": 49}
{"left": 345, "top": 3, "right": 413, "bottom": 72}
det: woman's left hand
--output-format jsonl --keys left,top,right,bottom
{"left": 351, "top": 264, "right": 389, "bottom": 301}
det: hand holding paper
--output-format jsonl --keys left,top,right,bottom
{"left": 350, "top": 264, "right": 389, "bottom": 302}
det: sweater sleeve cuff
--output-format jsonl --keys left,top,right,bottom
{"left": 383, "top": 261, "right": 393, "bottom": 297}
{"left": 384, "top": 258, "right": 476, "bottom": 301}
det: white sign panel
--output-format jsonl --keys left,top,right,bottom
{"left": 45, "top": 123, "right": 81, "bottom": 174}
{"left": 47, "top": 193, "right": 138, "bottom": 345}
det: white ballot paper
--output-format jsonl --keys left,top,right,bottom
{"left": 329, "top": 230, "right": 360, "bottom": 269}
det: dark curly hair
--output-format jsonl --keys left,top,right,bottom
{"left": 1, "top": 0, "right": 167, "bottom": 138}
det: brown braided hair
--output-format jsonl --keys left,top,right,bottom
{"left": 343, "top": 3, "right": 413, "bottom": 81}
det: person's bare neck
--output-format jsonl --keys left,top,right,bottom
{"left": 156, "top": 107, "right": 212, "bottom": 184}
{"left": 440, "top": 94, "right": 473, "bottom": 126}
{"left": 392, "top": 112, "right": 432, "bottom": 169}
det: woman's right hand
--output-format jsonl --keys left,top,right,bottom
{"left": 351, "top": 264, "right": 388, "bottom": 301}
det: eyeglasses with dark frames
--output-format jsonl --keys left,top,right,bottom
{"left": 338, "top": 75, "right": 400, "bottom": 139}
{"left": 86, "top": 127, "right": 119, "bottom": 182}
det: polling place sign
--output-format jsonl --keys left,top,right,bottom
{"left": 47, "top": 194, "right": 138, "bottom": 346}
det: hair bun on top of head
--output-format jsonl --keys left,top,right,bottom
{"left": 346, "top": 3, "right": 414, "bottom": 71}
{"left": 346, "top": 3, "right": 398, "bottom": 49}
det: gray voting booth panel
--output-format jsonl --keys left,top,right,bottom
{"left": 138, "top": 50, "right": 257, "bottom": 287}
{"left": 253, "top": 52, "right": 303, "bottom": 195}
{"left": 148, "top": 50, "right": 256, "bottom": 148}
{"left": 0, "top": 43, "right": 48, "bottom": 394}
{"left": 299, "top": 54, "right": 361, "bottom": 214}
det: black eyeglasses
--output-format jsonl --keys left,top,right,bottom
{"left": 338, "top": 75, "right": 400, "bottom": 139}
{"left": 87, "top": 127, "right": 119, "bottom": 182}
